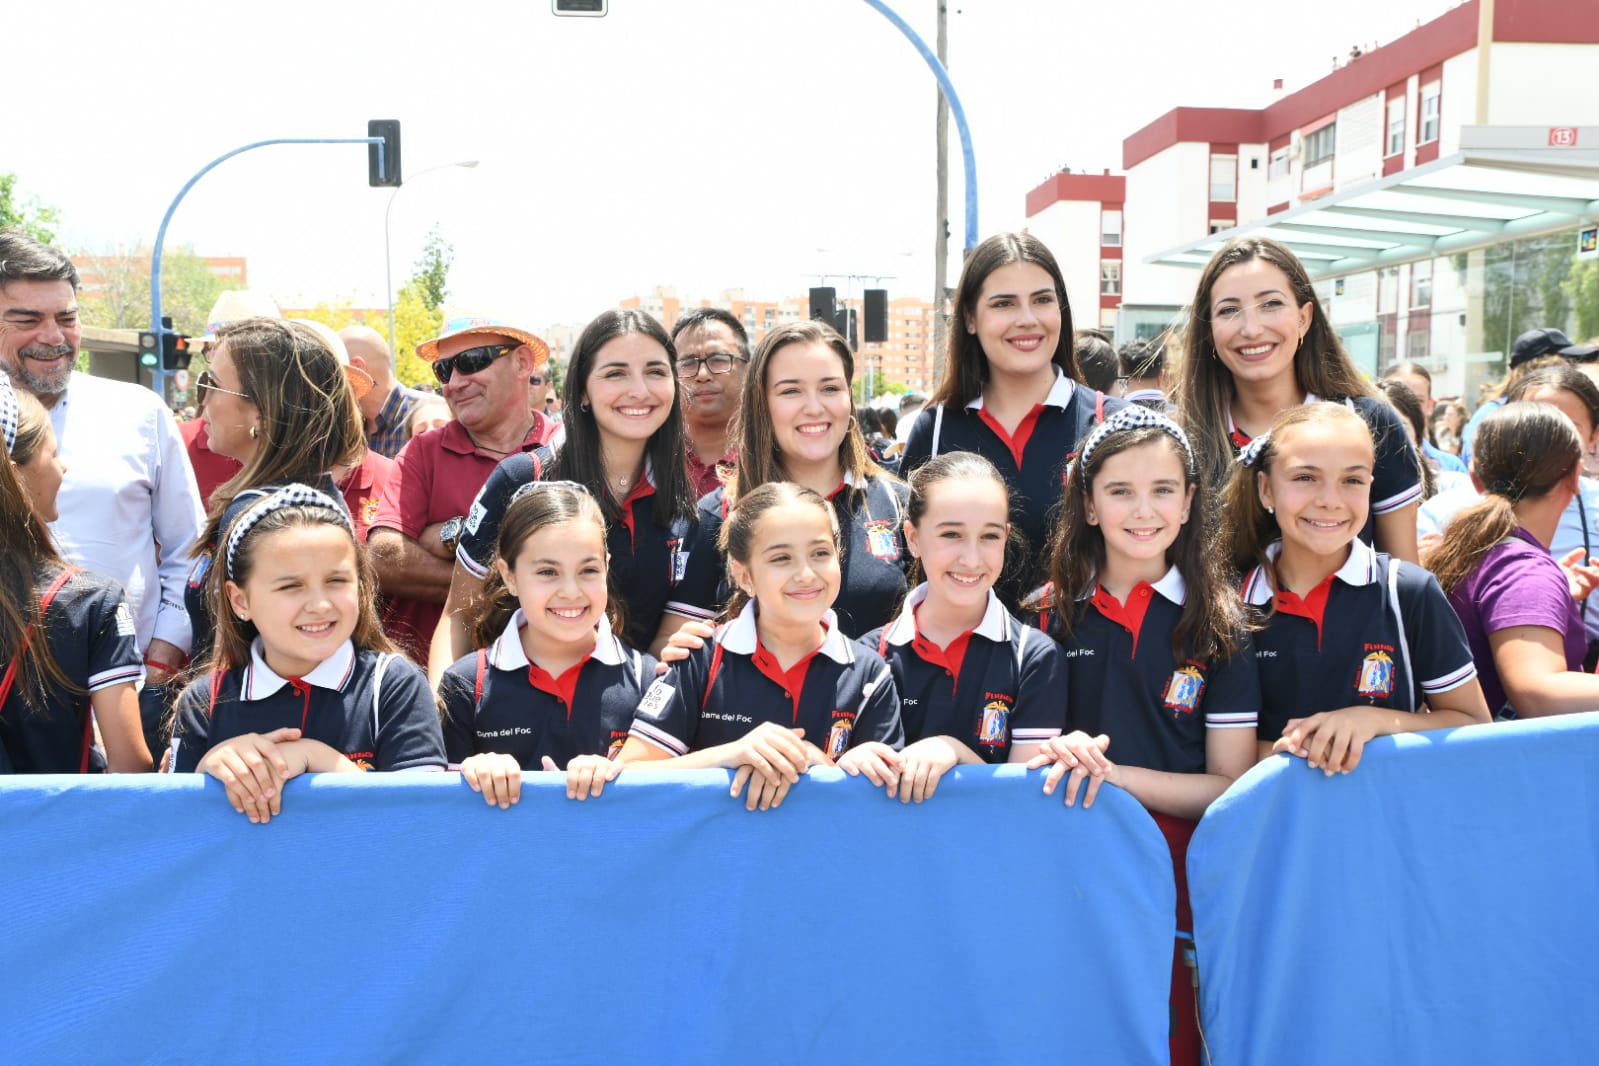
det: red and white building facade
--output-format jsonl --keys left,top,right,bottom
{"left": 1025, "top": 0, "right": 1599, "bottom": 399}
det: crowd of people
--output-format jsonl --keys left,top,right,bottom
{"left": 4, "top": 224, "right": 1597, "bottom": 1061}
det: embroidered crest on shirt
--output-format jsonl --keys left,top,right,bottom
{"left": 1161, "top": 664, "right": 1207, "bottom": 717}
{"left": 977, "top": 698, "right": 1011, "bottom": 748}
{"left": 825, "top": 711, "right": 857, "bottom": 758}
{"left": 667, "top": 537, "right": 687, "bottom": 584}
{"left": 864, "top": 520, "right": 898, "bottom": 560}
{"left": 465, "top": 501, "right": 487, "bottom": 535}
{"left": 360, "top": 496, "right": 380, "bottom": 529}
{"left": 1356, "top": 647, "right": 1396, "bottom": 700}
{"left": 115, "top": 601, "right": 136, "bottom": 637}
{"left": 187, "top": 551, "right": 213, "bottom": 589}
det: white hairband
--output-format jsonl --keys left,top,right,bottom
{"left": 224, "top": 483, "right": 353, "bottom": 577}
{"left": 0, "top": 373, "right": 17, "bottom": 456}
{"left": 1237, "top": 431, "right": 1272, "bottom": 468}
{"left": 1077, "top": 404, "right": 1194, "bottom": 471}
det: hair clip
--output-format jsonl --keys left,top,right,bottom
{"left": 1077, "top": 404, "right": 1195, "bottom": 471}
{"left": 225, "top": 484, "right": 354, "bottom": 578}
{"left": 507, "top": 479, "right": 591, "bottom": 507}
{"left": 0, "top": 374, "right": 17, "bottom": 455}
{"left": 1237, "top": 432, "right": 1271, "bottom": 468}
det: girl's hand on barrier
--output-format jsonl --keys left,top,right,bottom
{"left": 837, "top": 742, "right": 902, "bottom": 794}
{"left": 731, "top": 764, "right": 794, "bottom": 811}
{"left": 896, "top": 736, "right": 961, "bottom": 804}
{"left": 462, "top": 752, "right": 522, "bottom": 809}
{"left": 1274, "top": 709, "right": 1379, "bottom": 776}
{"left": 1030, "top": 731, "right": 1115, "bottom": 808}
{"left": 199, "top": 728, "right": 305, "bottom": 824}
{"left": 724, "top": 723, "right": 810, "bottom": 787}
{"left": 548, "top": 753, "right": 623, "bottom": 801}
{"left": 655, "top": 620, "right": 714, "bottom": 673}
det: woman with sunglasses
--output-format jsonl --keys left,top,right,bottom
{"left": 183, "top": 319, "right": 368, "bottom": 678}
{"left": 429, "top": 309, "right": 698, "bottom": 680}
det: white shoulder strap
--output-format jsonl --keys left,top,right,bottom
{"left": 372, "top": 652, "right": 393, "bottom": 734}
{"left": 930, "top": 404, "right": 945, "bottom": 459}
{"left": 1385, "top": 562, "right": 1415, "bottom": 714}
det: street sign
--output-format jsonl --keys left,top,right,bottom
{"left": 175, "top": 368, "right": 190, "bottom": 390}
{"left": 1580, "top": 225, "right": 1598, "bottom": 261}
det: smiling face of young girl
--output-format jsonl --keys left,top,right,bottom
{"left": 1258, "top": 417, "right": 1374, "bottom": 564}
{"left": 1086, "top": 437, "right": 1195, "bottom": 580}
{"left": 729, "top": 499, "right": 841, "bottom": 632}
{"left": 225, "top": 522, "right": 360, "bottom": 679}
{"left": 495, "top": 516, "right": 610, "bottom": 656}
{"left": 905, "top": 474, "right": 1009, "bottom": 613}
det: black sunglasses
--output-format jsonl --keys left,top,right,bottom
{"left": 434, "top": 343, "right": 514, "bottom": 384}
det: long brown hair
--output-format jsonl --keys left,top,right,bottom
{"left": 206, "top": 504, "right": 394, "bottom": 672}
{"left": 1049, "top": 421, "right": 1245, "bottom": 663}
{"left": 1423, "top": 403, "right": 1582, "bottom": 594}
{"left": 932, "top": 232, "right": 1077, "bottom": 409}
{"left": 467, "top": 484, "right": 617, "bottom": 649}
{"left": 197, "top": 319, "right": 365, "bottom": 552}
{"left": 1375, "top": 379, "right": 1437, "bottom": 501}
{"left": 719, "top": 482, "right": 839, "bottom": 622}
{"left": 1176, "top": 237, "right": 1375, "bottom": 488}
{"left": 727, "top": 319, "right": 883, "bottom": 502}
{"left": 1, "top": 386, "right": 77, "bottom": 704}
{"left": 1222, "top": 402, "right": 1375, "bottom": 601}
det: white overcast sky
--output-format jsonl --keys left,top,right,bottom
{"left": 17, "top": 0, "right": 1456, "bottom": 331}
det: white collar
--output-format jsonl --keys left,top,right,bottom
{"left": 244, "top": 638, "right": 357, "bottom": 700}
{"left": 1242, "top": 538, "right": 1377, "bottom": 605}
{"left": 964, "top": 367, "right": 1075, "bottom": 412}
{"left": 487, "top": 608, "right": 628, "bottom": 670}
{"left": 718, "top": 599, "right": 853, "bottom": 665}
{"left": 1125, "top": 388, "right": 1166, "bottom": 403}
{"left": 881, "top": 582, "right": 1010, "bottom": 646}
{"left": 1228, "top": 391, "right": 1323, "bottom": 439}
{"left": 1078, "top": 564, "right": 1187, "bottom": 605}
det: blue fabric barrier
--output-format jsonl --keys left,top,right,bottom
{"left": 2, "top": 766, "right": 1175, "bottom": 1065}
{"left": 1188, "top": 713, "right": 1599, "bottom": 1066}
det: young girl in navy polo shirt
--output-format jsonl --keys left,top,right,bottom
{"left": 0, "top": 376, "right": 149, "bottom": 773}
{"left": 900, "top": 232, "right": 1128, "bottom": 606}
{"left": 1026, "top": 406, "right": 1259, "bottom": 1066}
{"left": 437, "top": 482, "right": 658, "bottom": 807}
{"left": 170, "top": 486, "right": 445, "bottom": 823}
{"left": 849, "top": 452, "right": 1065, "bottom": 803}
{"left": 1224, "top": 403, "right": 1490, "bottom": 773}
{"left": 620, "top": 482, "right": 904, "bottom": 811}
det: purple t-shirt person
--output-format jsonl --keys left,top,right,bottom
{"left": 1447, "top": 527, "right": 1586, "bottom": 718}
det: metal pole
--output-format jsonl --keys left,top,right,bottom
{"left": 149, "top": 136, "right": 384, "bottom": 397}
{"left": 384, "top": 161, "right": 478, "bottom": 361}
{"left": 932, "top": 0, "right": 950, "bottom": 388}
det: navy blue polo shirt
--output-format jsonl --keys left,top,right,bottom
{"left": 171, "top": 640, "right": 446, "bottom": 772}
{"left": 0, "top": 564, "right": 143, "bottom": 773}
{"left": 1227, "top": 394, "right": 1422, "bottom": 546}
{"left": 1030, "top": 567, "right": 1260, "bottom": 776}
{"left": 185, "top": 476, "right": 348, "bottom": 668}
{"left": 459, "top": 450, "right": 693, "bottom": 650}
{"left": 900, "top": 371, "right": 1128, "bottom": 607}
{"left": 665, "top": 473, "right": 911, "bottom": 638}
{"left": 857, "top": 584, "right": 1065, "bottom": 763}
{"left": 629, "top": 602, "right": 904, "bottom": 758}
{"left": 1243, "top": 539, "right": 1476, "bottom": 742}
{"left": 438, "top": 610, "right": 657, "bottom": 769}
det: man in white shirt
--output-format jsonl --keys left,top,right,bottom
{"left": 0, "top": 230, "right": 205, "bottom": 754}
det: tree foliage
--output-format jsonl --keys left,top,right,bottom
{"left": 393, "top": 279, "right": 442, "bottom": 388}
{"left": 413, "top": 227, "right": 453, "bottom": 313}
{"left": 0, "top": 173, "right": 60, "bottom": 244}
{"left": 1562, "top": 258, "right": 1599, "bottom": 344}
{"left": 76, "top": 245, "right": 227, "bottom": 336}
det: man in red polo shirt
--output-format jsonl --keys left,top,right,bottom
{"left": 368, "top": 316, "right": 556, "bottom": 662}
{"left": 672, "top": 308, "right": 746, "bottom": 499}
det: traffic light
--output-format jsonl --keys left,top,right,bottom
{"left": 138, "top": 331, "right": 159, "bottom": 368}
{"left": 368, "top": 119, "right": 402, "bottom": 187}
{"left": 552, "top": 0, "right": 607, "bottom": 14}
{"left": 863, "top": 289, "right": 888, "bottom": 344}
{"left": 162, "top": 332, "right": 192, "bottom": 371}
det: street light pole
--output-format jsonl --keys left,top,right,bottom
{"left": 385, "top": 160, "right": 478, "bottom": 356}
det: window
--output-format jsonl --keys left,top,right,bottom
{"left": 1411, "top": 260, "right": 1432, "bottom": 308}
{"left": 1101, "top": 209, "right": 1123, "bottom": 247}
{"left": 1268, "top": 148, "right": 1290, "bottom": 179}
{"left": 1304, "top": 124, "right": 1336, "bottom": 167}
{"left": 1419, "top": 84, "right": 1440, "bottom": 144}
{"left": 1406, "top": 329, "right": 1430, "bottom": 359}
{"left": 1386, "top": 96, "right": 1406, "bottom": 157}
{"left": 1100, "top": 261, "right": 1121, "bottom": 296}
{"left": 1209, "top": 155, "right": 1237, "bottom": 201}
{"left": 1209, "top": 219, "right": 1236, "bottom": 235}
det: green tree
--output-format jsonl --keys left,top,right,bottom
{"left": 295, "top": 301, "right": 364, "bottom": 332}
{"left": 393, "top": 279, "right": 442, "bottom": 388}
{"left": 1563, "top": 258, "right": 1599, "bottom": 343}
{"left": 76, "top": 245, "right": 227, "bottom": 336}
{"left": 413, "top": 227, "right": 453, "bottom": 313}
{"left": 0, "top": 173, "right": 60, "bottom": 244}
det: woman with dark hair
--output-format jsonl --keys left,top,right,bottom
{"left": 434, "top": 309, "right": 697, "bottom": 672}
{"left": 184, "top": 318, "right": 368, "bottom": 670}
{"left": 1172, "top": 236, "right": 1422, "bottom": 561}
{"left": 1422, "top": 402, "right": 1599, "bottom": 718}
{"left": 663, "top": 319, "right": 910, "bottom": 639}
{"left": 900, "top": 232, "right": 1127, "bottom": 604}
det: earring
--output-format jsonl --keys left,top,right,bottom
{"left": 249, "top": 425, "right": 258, "bottom": 439}
{"left": 1266, "top": 506, "right": 1274, "bottom": 515}
{"left": 580, "top": 400, "right": 590, "bottom": 413}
